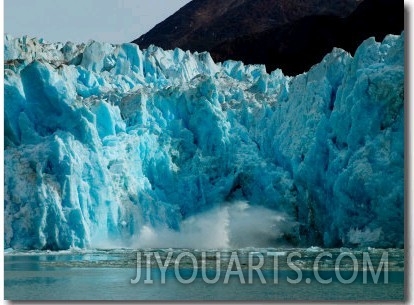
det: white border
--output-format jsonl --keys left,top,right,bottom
{"left": 1, "top": 1, "right": 412, "bottom": 304}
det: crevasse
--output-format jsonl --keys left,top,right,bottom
{"left": 4, "top": 33, "right": 404, "bottom": 250}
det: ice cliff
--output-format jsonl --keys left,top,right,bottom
{"left": 4, "top": 33, "right": 404, "bottom": 250}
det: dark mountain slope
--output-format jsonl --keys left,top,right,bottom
{"left": 133, "top": 0, "right": 359, "bottom": 52}
{"left": 211, "top": 0, "right": 403, "bottom": 75}
{"left": 133, "top": 0, "right": 403, "bottom": 75}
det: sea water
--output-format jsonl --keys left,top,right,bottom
{"left": 4, "top": 248, "right": 404, "bottom": 300}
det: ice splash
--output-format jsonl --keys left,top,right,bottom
{"left": 130, "top": 206, "right": 230, "bottom": 249}
{"left": 225, "top": 201, "right": 295, "bottom": 248}
{"left": 126, "top": 201, "right": 295, "bottom": 249}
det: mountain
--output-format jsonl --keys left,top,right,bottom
{"left": 4, "top": 33, "right": 404, "bottom": 249}
{"left": 133, "top": 0, "right": 360, "bottom": 52}
{"left": 211, "top": 0, "right": 404, "bottom": 75}
{"left": 132, "top": 0, "right": 403, "bottom": 75}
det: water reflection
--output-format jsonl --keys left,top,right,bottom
{"left": 4, "top": 249, "right": 405, "bottom": 300}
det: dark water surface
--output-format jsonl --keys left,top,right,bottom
{"left": 4, "top": 248, "right": 405, "bottom": 300}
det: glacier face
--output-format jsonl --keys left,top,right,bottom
{"left": 4, "top": 33, "right": 404, "bottom": 250}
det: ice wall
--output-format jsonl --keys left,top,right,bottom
{"left": 4, "top": 33, "right": 404, "bottom": 249}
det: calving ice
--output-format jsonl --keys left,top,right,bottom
{"left": 4, "top": 32, "right": 404, "bottom": 250}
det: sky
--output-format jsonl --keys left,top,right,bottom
{"left": 4, "top": 0, "right": 192, "bottom": 44}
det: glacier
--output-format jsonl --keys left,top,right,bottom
{"left": 4, "top": 33, "right": 404, "bottom": 250}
